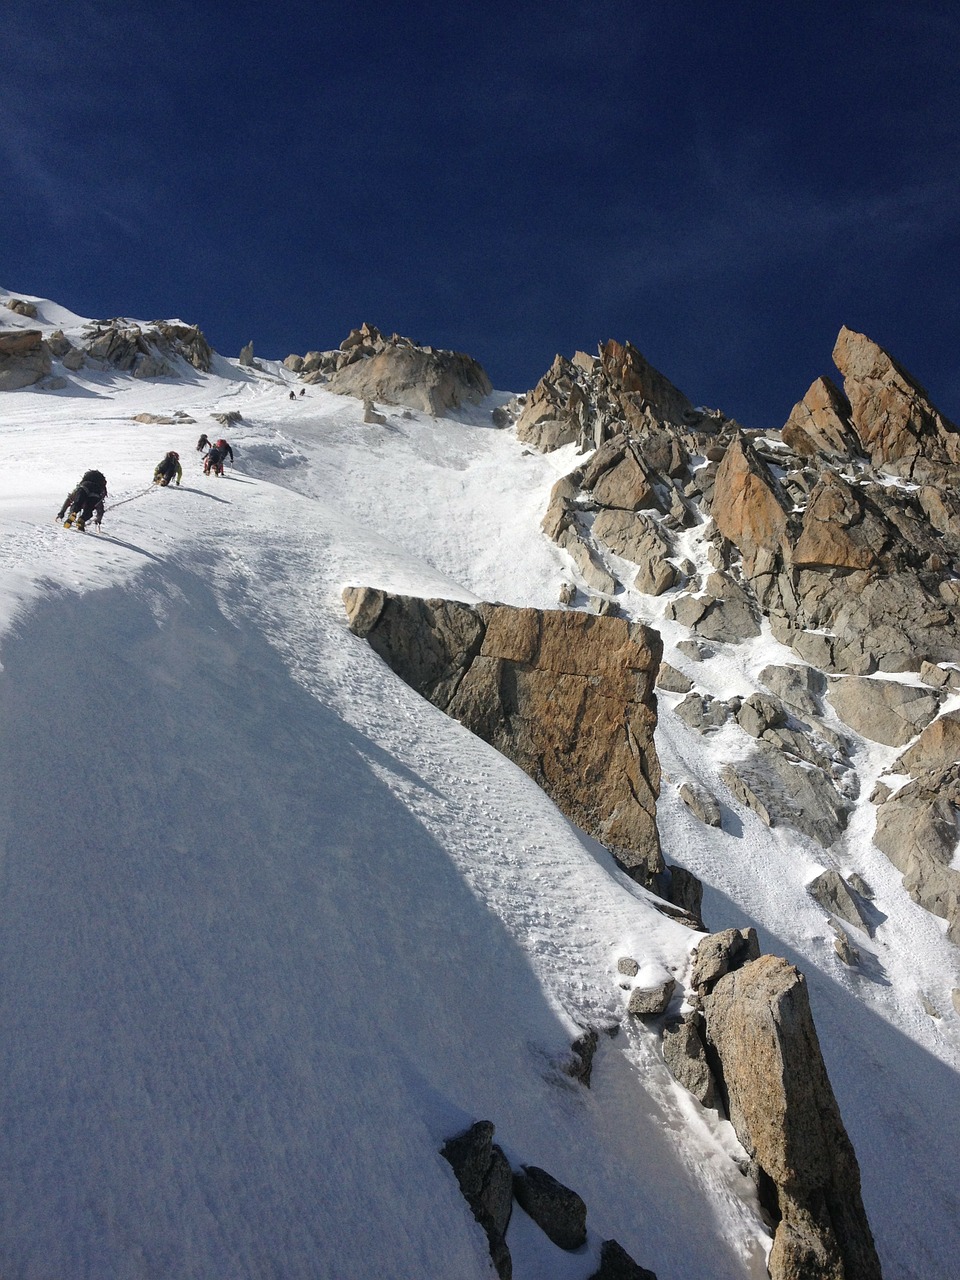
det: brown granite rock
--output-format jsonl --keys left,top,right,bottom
{"left": 581, "top": 435, "right": 663, "bottom": 512}
{"left": 791, "top": 471, "right": 884, "bottom": 571}
{"left": 0, "top": 328, "right": 51, "bottom": 389}
{"left": 781, "top": 376, "right": 859, "bottom": 460}
{"left": 827, "top": 677, "right": 940, "bottom": 746}
{"left": 709, "top": 435, "right": 791, "bottom": 574}
{"left": 704, "top": 956, "right": 881, "bottom": 1280}
{"left": 873, "top": 764, "right": 960, "bottom": 944}
{"left": 327, "top": 333, "right": 491, "bottom": 415}
{"left": 833, "top": 325, "right": 960, "bottom": 479}
{"left": 893, "top": 710, "right": 960, "bottom": 776}
{"left": 344, "top": 588, "right": 664, "bottom": 884}
{"left": 515, "top": 353, "right": 586, "bottom": 451}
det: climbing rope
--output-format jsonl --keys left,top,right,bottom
{"left": 105, "top": 483, "right": 158, "bottom": 513}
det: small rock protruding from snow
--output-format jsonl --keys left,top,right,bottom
{"left": 588, "top": 1237, "right": 658, "bottom": 1280}
{"left": 440, "top": 1122, "right": 513, "bottom": 1280}
{"left": 678, "top": 782, "right": 722, "bottom": 829}
{"left": 808, "top": 869, "right": 871, "bottom": 934}
{"left": 512, "top": 1165, "right": 587, "bottom": 1251}
{"left": 627, "top": 976, "right": 676, "bottom": 1019}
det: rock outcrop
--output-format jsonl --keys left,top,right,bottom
{"left": 833, "top": 325, "right": 960, "bottom": 482}
{"left": 704, "top": 955, "right": 881, "bottom": 1280}
{"left": 807, "top": 869, "right": 870, "bottom": 934}
{"left": 892, "top": 709, "right": 960, "bottom": 776}
{"left": 525, "top": 326, "right": 960, "bottom": 680}
{"left": 512, "top": 1166, "right": 587, "bottom": 1251}
{"left": 5, "top": 297, "right": 38, "bottom": 318}
{"left": 441, "top": 1122, "right": 513, "bottom": 1279}
{"left": 290, "top": 323, "right": 492, "bottom": 415}
{"left": 515, "top": 338, "right": 725, "bottom": 454}
{"left": 518, "top": 324, "right": 960, "bottom": 927}
{"left": 0, "top": 328, "right": 51, "bottom": 389}
{"left": 343, "top": 587, "right": 664, "bottom": 885}
{"left": 873, "top": 764, "right": 960, "bottom": 944}
{"left": 781, "top": 376, "right": 860, "bottom": 460}
{"left": 827, "top": 677, "right": 940, "bottom": 747}
{"left": 67, "top": 317, "right": 214, "bottom": 378}
{"left": 443, "top": 1125, "right": 657, "bottom": 1280}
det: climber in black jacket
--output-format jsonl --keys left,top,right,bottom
{"left": 57, "top": 470, "right": 108, "bottom": 531}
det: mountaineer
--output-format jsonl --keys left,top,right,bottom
{"left": 153, "top": 451, "right": 182, "bottom": 487}
{"left": 203, "top": 438, "right": 234, "bottom": 477}
{"left": 57, "top": 470, "right": 108, "bottom": 532}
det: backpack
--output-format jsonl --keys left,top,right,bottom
{"left": 215, "top": 439, "right": 227, "bottom": 449}
{"left": 80, "top": 469, "right": 107, "bottom": 494}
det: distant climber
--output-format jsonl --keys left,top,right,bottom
{"left": 203, "top": 437, "right": 234, "bottom": 477}
{"left": 196, "top": 432, "right": 210, "bottom": 453}
{"left": 57, "top": 469, "right": 107, "bottom": 531}
{"left": 153, "top": 451, "right": 182, "bottom": 487}
{"left": 289, "top": 390, "right": 296, "bottom": 400}
{"left": 299, "top": 387, "right": 305, "bottom": 396}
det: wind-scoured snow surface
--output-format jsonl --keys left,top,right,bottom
{"left": 0, "top": 290, "right": 957, "bottom": 1279}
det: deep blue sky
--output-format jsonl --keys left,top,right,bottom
{"left": 3, "top": 1, "right": 959, "bottom": 427}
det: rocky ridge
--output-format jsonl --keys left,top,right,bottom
{"left": 284, "top": 321, "right": 493, "bottom": 415}
{"left": 0, "top": 298, "right": 214, "bottom": 390}
{"left": 522, "top": 325, "right": 960, "bottom": 948}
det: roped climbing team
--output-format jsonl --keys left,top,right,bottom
{"left": 57, "top": 435, "right": 235, "bottom": 532}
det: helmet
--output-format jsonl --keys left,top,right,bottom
{"left": 170, "top": 451, "right": 179, "bottom": 460}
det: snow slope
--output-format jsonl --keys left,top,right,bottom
{"left": 0, "top": 291, "right": 958, "bottom": 1279}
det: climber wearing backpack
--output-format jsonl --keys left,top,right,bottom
{"left": 153, "top": 451, "right": 182, "bottom": 487}
{"left": 196, "top": 432, "right": 210, "bottom": 453}
{"left": 57, "top": 469, "right": 108, "bottom": 531}
{"left": 203, "top": 437, "right": 234, "bottom": 477}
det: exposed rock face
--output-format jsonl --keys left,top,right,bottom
{"left": 515, "top": 337, "right": 720, "bottom": 455}
{"left": 588, "top": 1238, "right": 657, "bottom": 1280}
{"left": 678, "top": 781, "right": 722, "bottom": 827}
{"left": 311, "top": 323, "right": 492, "bottom": 415}
{"left": 526, "top": 326, "right": 960, "bottom": 682}
{"left": 792, "top": 472, "right": 883, "bottom": 571}
{"left": 781, "top": 376, "right": 860, "bottom": 460}
{"left": 759, "top": 665, "right": 825, "bottom": 719}
{"left": 343, "top": 588, "right": 664, "bottom": 884}
{"left": 720, "top": 742, "right": 849, "bottom": 848}
{"left": 688, "top": 929, "right": 761, "bottom": 1004}
{"left": 627, "top": 977, "right": 676, "bottom": 1018}
{"left": 72, "top": 317, "right": 213, "bottom": 377}
{"left": 6, "top": 297, "right": 38, "bottom": 318}
{"left": 873, "top": 765, "right": 960, "bottom": 944}
{"left": 661, "top": 1012, "right": 718, "bottom": 1108}
{"left": 512, "top": 1166, "right": 586, "bottom": 1251}
{"left": 443, "top": 1129, "right": 657, "bottom": 1280}
{"left": 704, "top": 956, "right": 881, "bottom": 1280}
{"left": 710, "top": 435, "right": 791, "bottom": 575}
{"left": 807, "top": 870, "right": 870, "bottom": 933}
{"left": 893, "top": 710, "right": 960, "bottom": 775}
{"left": 515, "top": 353, "right": 587, "bottom": 450}
{"left": 441, "top": 1122, "right": 513, "bottom": 1279}
{"left": 833, "top": 325, "right": 960, "bottom": 481}
{"left": 0, "top": 328, "right": 51, "bottom": 389}
{"left": 827, "top": 677, "right": 940, "bottom": 747}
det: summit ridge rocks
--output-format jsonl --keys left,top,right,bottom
{"left": 286, "top": 322, "right": 493, "bottom": 415}
{"left": 520, "top": 322, "right": 960, "bottom": 949}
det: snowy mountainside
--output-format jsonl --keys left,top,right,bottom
{"left": 0, "top": 289, "right": 958, "bottom": 1279}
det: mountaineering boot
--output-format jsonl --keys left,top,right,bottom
{"left": 76, "top": 517, "right": 86, "bottom": 532}
{"left": 62, "top": 514, "right": 74, "bottom": 528}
